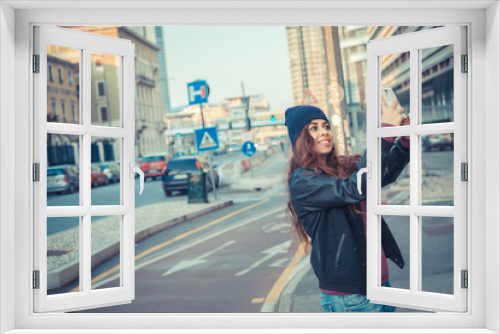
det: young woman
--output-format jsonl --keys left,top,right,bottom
{"left": 285, "top": 102, "right": 410, "bottom": 312}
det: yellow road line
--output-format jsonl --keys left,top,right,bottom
{"left": 263, "top": 243, "right": 305, "bottom": 305}
{"left": 71, "top": 199, "right": 270, "bottom": 292}
{"left": 251, "top": 298, "right": 265, "bottom": 304}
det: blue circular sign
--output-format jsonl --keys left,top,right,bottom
{"left": 242, "top": 141, "right": 256, "bottom": 157}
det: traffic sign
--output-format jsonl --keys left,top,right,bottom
{"left": 195, "top": 127, "right": 219, "bottom": 152}
{"left": 242, "top": 141, "right": 256, "bottom": 157}
{"left": 188, "top": 80, "right": 210, "bottom": 105}
{"left": 302, "top": 88, "right": 318, "bottom": 105}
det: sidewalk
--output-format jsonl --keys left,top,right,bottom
{"left": 274, "top": 171, "right": 453, "bottom": 313}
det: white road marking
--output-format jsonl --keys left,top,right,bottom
{"left": 235, "top": 240, "right": 291, "bottom": 276}
{"left": 92, "top": 206, "right": 285, "bottom": 289}
{"left": 162, "top": 240, "right": 235, "bottom": 277}
{"left": 262, "top": 221, "right": 289, "bottom": 233}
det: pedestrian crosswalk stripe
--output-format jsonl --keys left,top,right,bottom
{"left": 200, "top": 131, "right": 217, "bottom": 149}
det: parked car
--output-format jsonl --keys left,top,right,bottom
{"left": 98, "top": 162, "right": 120, "bottom": 183}
{"left": 140, "top": 152, "right": 172, "bottom": 181}
{"left": 91, "top": 164, "right": 108, "bottom": 188}
{"left": 423, "top": 133, "right": 454, "bottom": 151}
{"left": 161, "top": 157, "right": 219, "bottom": 197}
{"left": 47, "top": 165, "right": 80, "bottom": 194}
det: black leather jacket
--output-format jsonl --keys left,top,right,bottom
{"left": 289, "top": 138, "right": 410, "bottom": 294}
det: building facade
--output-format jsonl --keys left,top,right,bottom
{"left": 70, "top": 26, "right": 168, "bottom": 159}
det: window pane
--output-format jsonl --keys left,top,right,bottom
{"left": 91, "top": 52, "right": 121, "bottom": 127}
{"left": 421, "top": 216, "right": 454, "bottom": 294}
{"left": 91, "top": 137, "right": 121, "bottom": 205}
{"left": 380, "top": 52, "right": 410, "bottom": 128}
{"left": 421, "top": 45, "right": 454, "bottom": 124}
{"left": 382, "top": 215, "right": 410, "bottom": 290}
{"left": 47, "top": 44, "right": 80, "bottom": 124}
{"left": 381, "top": 147, "right": 410, "bottom": 205}
{"left": 421, "top": 134, "right": 454, "bottom": 206}
{"left": 47, "top": 134, "right": 80, "bottom": 206}
{"left": 91, "top": 216, "right": 121, "bottom": 290}
{"left": 47, "top": 217, "right": 80, "bottom": 295}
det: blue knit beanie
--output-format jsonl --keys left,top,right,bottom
{"left": 285, "top": 105, "right": 328, "bottom": 146}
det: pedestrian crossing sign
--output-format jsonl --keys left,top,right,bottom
{"left": 195, "top": 127, "right": 220, "bottom": 152}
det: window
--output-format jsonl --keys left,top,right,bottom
{"left": 2, "top": 3, "right": 497, "bottom": 334}
{"left": 68, "top": 69, "right": 73, "bottom": 86}
{"left": 97, "top": 81, "right": 105, "bottom": 97}
{"left": 48, "top": 63, "right": 54, "bottom": 82}
{"left": 71, "top": 100, "right": 76, "bottom": 122}
{"left": 366, "top": 26, "right": 466, "bottom": 312}
{"left": 57, "top": 66, "right": 63, "bottom": 84}
{"left": 61, "top": 99, "right": 67, "bottom": 122}
{"left": 100, "top": 106, "right": 108, "bottom": 122}
{"left": 32, "top": 25, "right": 137, "bottom": 313}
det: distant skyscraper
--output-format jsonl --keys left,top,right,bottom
{"left": 155, "top": 27, "right": 172, "bottom": 116}
{"left": 286, "top": 26, "right": 329, "bottom": 114}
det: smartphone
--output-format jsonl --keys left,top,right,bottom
{"left": 381, "top": 86, "right": 407, "bottom": 120}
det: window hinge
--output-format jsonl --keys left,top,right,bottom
{"left": 461, "top": 54, "right": 468, "bottom": 73}
{"left": 33, "top": 54, "right": 40, "bottom": 73}
{"left": 33, "top": 163, "right": 40, "bottom": 182}
{"left": 461, "top": 162, "right": 468, "bottom": 181}
{"left": 33, "top": 270, "right": 40, "bottom": 289}
{"left": 461, "top": 270, "right": 468, "bottom": 289}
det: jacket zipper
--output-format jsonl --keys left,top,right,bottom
{"left": 335, "top": 233, "right": 346, "bottom": 268}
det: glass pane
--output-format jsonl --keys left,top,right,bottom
{"left": 421, "top": 45, "right": 454, "bottom": 124}
{"left": 47, "top": 217, "right": 80, "bottom": 295}
{"left": 421, "top": 216, "right": 454, "bottom": 294}
{"left": 91, "top": 52, "right": 121, "bottom": 127}
{"left": 380, "top": 52, "right": 410, "bottom": 128}
{"left": 91, "top": 216, "right": 121, "bottom": 290}
{"left": 421, "top": 134, "right": 454, "bottom": 206}
{"left": 91, "top": 137, "right": 121, "bottom": 206}
{"left": 47, "top": 134, "right": 80, "bottom": 206}
{"left": 381, "top": 147, "right": 410, "bottom": 205}
{"left": 47, "top": 44, "right": 80, "bottom": 124}
{"left": 382, "top": 215, "right": 410, "bottom": 290}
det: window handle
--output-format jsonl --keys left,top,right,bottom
{"left": 357, "top": 162, "right": 372, "bottom": 195}
{"left": 129, "top": 161, "right": 144, "bottom": 195}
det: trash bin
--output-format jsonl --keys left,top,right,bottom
{"left": 187, "top": 170, "right": 208, "bottom": 204}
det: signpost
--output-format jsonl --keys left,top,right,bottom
{"left": 242, "top": 141, "right": 256, "bottom": 178}
{"left": 188, "top": 80, "right": 210, "bottom": 128}
{"left": 194, "top": 127, "right": 219, "bottom": 200}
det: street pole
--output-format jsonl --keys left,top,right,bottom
{"left": 199, "top": 100, "right": 215, "bottom": 199}
{"left": 200, "top": 103, "right": 205, "bottom": 129}
{"left": 208, "top": 151, "right": 217, "bottom": 200}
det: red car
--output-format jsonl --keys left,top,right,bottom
{"left": 140, "top": 152, "right": 172, "bottom": 181}
{"left": 91, "top": 164, "right": 108, "bottom": 188}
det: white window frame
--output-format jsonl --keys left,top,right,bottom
{"left": 1, "top": 2, "right": 498, "bottom": 334}
{"left": 33, "top": 25, "right": 136, "bottom": 313}
{"left": 366, "top": 26, "right": 467, "bottom": 312}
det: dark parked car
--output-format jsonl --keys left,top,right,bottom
{"left": 423, "top": 133, "right": 454, "bottom": 151}
{"left": 161, "top": 157, "right": 219, "bottom": 197}
{"left": 47, "top": 165, "right": 80, "bottom": 194}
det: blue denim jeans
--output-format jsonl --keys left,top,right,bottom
{"left": 320, "top": 281, "right": 396, "bottom": 312}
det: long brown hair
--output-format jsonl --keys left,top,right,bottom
{"left": 286, "top": 123, "right": 363, "bottom": 249}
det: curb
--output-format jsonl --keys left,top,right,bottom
{"left": 48, "top": 200, "right": 233, "bottom": 291}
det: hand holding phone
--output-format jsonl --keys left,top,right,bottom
{"left": 381, "top": 86, "right": 407, "bottom": 120}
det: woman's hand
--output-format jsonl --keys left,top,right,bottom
{"left": 381, "top": 98, "right": 405, "bottom": 126}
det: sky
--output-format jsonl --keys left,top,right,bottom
{"left": 162, "top": 26, "right": 293, "bottom": 111}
